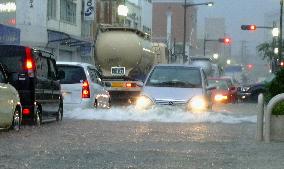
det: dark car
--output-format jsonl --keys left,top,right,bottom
{"left": 208, "top": 77, "right": 238, "bottom": 104}
{"left": 0, "top": 45, "right": 64, "bottom": 125}
{"left": 238, "top": 74, "right": 275, "bottom": 102}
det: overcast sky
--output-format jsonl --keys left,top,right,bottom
{"left": 128, "top": 0, "right": 279, "bottom": 57}
{"left": 196, "top": 0, "right": 279, "bottom": 57}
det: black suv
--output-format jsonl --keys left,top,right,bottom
{"left": 0, "top": 45, "right": 64, "bottom": 125}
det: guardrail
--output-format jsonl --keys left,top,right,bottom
{"left": 257, "top": 93, "right": 284, "bottom": 143}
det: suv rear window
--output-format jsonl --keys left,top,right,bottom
{"left": 57, "top": 65, "right": 86, "bottom": 84}
{"left": 0, "top": 45, "right": 25, "bottom": 72}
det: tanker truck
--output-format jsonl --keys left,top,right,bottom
{"left": 95, "top": 25, "right": 155, "bottom": 103}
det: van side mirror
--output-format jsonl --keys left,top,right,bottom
{"left": 206, "top": 86, "right": 216, "bottom": 91}
{"left": 58, "top": 70, "right": 65, "bottom": 80}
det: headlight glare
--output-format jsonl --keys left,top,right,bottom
{"left": 214, "top": 94, "right": 228, "bottom": 102}
{"left": 188, "top": 96, "right": 207, "bottom": 111}
{"left": 135, "top": 95, "right": 154, "bottom": 109}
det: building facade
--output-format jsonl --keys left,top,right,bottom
{"left": 0, "top": 0, "right": 94, "bottom": 63}
{"left": 97, "top": 0, "right": 152, "bottom": 34}
{"left": 152, "top": 0, "right": 198, "bottom": 63}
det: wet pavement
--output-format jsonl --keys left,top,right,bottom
{"left": 1, "top": 103, "right": 284, "bottom": 169}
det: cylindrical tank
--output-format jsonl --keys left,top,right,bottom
{"left": 189, "top": 57, "right": 213, "bottom": 76}
{"left": 95, "top": 28, "right": 154, "bottom": 77}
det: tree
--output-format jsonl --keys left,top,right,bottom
{"left": 257, "top": 41, "right": 277, "bottom": 61}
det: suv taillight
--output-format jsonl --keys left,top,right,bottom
{"left": 23, "top": 47, "right": 35, "bottom": 77}
{"left": 82, "top": 80, "right": 90, "bottom": 98}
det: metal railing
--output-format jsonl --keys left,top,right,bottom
{"left": 257, "top": 93, "right": 284, "bottom": 142}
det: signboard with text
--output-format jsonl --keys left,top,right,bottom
{"left": 84, "top": 0, "right": 95, "bottom": 21}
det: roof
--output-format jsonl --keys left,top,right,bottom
{"left": 155, "top": 64, "right": 202, "bottom": 69}
{"left": 56, "top": 61, "right": 95, "bottom": 68}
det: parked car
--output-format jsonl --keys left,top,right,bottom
{"left": 238, "top": 74, "right": 275, "bottom": 102}
{"left": 135, "top": 64, "right": 214, "bottom": 112}
{"left": 0, "top": 64, "right": 22, "bottom": 131}
{"left": 208, "top": 77, "right": 238, "bottom": 104}
{"left": 0, "top": 45, "right": 64, "bottom": 125}
{"left": 57, "top": 62, "right": 111, "bottom": 109}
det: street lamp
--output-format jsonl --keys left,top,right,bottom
{"left": 213, "top": 53, "right": 219, "bottom": 59}
{"left": 272, "top": 27, "right": 280, "bottom": 37}
{"left": 226, "top": 59, "right": 231, "bottom": 65}
{"left": 118, "top": 4, "right": 128, "bottom": 17}
{"left": 279, "top": 0, "right": 283, "bottom": 61}
{"left": 182, "top": 1, "right": 214, "bottom": 63}
{"left": 275, "top": 47, "right": 279, "bottom": 54}
{"left": 118, "top": 4, "right": 128, "bottom": 26}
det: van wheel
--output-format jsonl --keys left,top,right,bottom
{"left": 34, "top": 106, "right": 42, "bottom": 126}
{"left": 94, "top": 100, "right": 98, "bottom": 109}
{"left": 56, "top": 105, "right": 63, "bottom": 122}
{"left": 108, "top": 99, "right": 111, "bottom": 109}
{"left": 12, "top": 109, "right": 21, "bottom": 131}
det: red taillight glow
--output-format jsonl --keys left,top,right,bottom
{"left": 126, "top": 83, "right": 132, "bottom": 88}
{"left": 23, "top": 108, "right": 30, "bottom": 115}
{"left": 82, "top": 81, "right": 89, "bottom": 87}
{"left": 26, "top": 59, "right": 33, "bottom": 69}
{"left": 24, "top": 47, "right": 35, "bottom": 71}
{"left": 82, "top": 80, "right": 90, "bottom": 98}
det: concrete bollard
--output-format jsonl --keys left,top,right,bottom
{"left": 264, "top": 93, "right": 284, "bottom": 143}
{"left": 257, "top": 93, "right": 264, "bottom": 141}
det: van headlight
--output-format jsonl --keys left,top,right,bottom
{"left": 188, "top": 96, "right": 207, "bottom": 111}
{"left": 135, "top": 95, "right": 154, "bottom": 109}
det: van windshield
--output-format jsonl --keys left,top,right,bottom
{"left": 0, "top": 45, "right": 25, "bottom": 72}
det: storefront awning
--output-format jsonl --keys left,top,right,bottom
{"left": 47, "top": 30, "right": 93, "bottom": 47}
{"left": 0, "top": 24, "right": 20, "bottom": 45}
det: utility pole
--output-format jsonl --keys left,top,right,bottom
{"left": 279, "top": 0, "right": 283, "bottom": 62}
{"left": 241, "top": 40, "right": 248, "bottom": 65}
{"left": 182, "top": 0, "right": 187, "bottom": 63}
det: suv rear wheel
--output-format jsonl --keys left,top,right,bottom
{"left": 34, "top": 106, "right": 42, "bottom": 126}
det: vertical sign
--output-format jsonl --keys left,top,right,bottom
{"left": 84, "top": 0, "right": 95, "bottom": 21}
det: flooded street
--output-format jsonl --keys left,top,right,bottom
{"left": 1, "top": 103, "right": 284, "bottom": 169}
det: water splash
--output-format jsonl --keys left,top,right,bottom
{"left": 64, "top": 105, "right": 256, "bottom": 124}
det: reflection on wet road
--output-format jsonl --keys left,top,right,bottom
{"left": 1, "top": 103, "right": 284, "bottom": 169}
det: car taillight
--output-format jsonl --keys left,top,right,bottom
{"left": 126, "top": 82, "right": 137, "bottom": 88}
{"left": 82, "top": 80, "right": 90, "bottom": 98}
{"left": 24, "top": 47, "right": 35, "bottom": 77}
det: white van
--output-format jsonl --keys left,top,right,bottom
{"left": 57, "top": 62, "right": 111, "bottom": 109}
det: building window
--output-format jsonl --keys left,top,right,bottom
{"left": 60, "top": 0, "right": 76, "bottom": 24}
{"left": 47, "top": 0, "right": 57, "bottom": 20}
{"left": 143, "top": 26, "right": 151, "bottom": 34}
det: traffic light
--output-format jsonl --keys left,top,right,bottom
{"left": 280, "top": 61, "right": 284, "bottom": 67}
{"left": 219, "top": 37, "right": 231, "bottom": 45}
{"left": 241, "top": 25, "right": 257, "bottom": 31}
{"left": 246, "top": 64, "right": 254, "bottom": 71}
